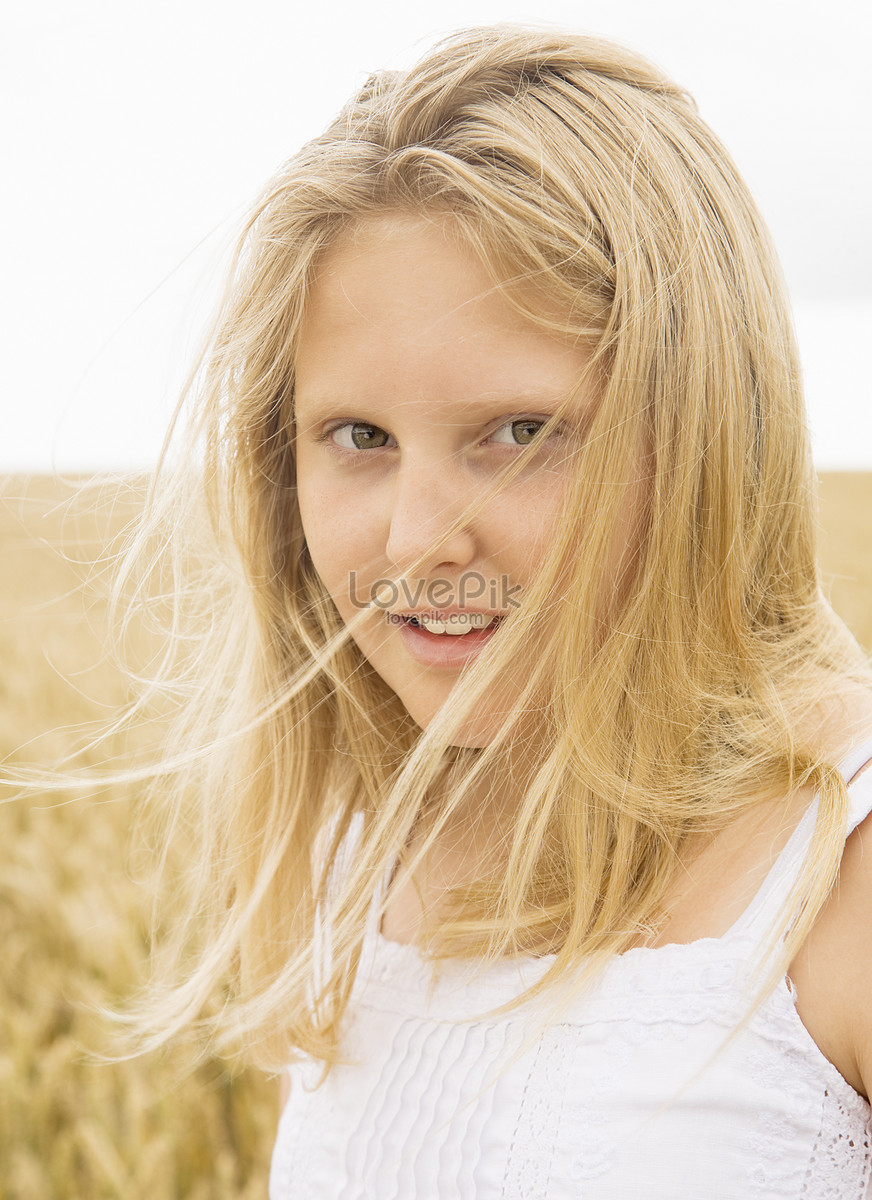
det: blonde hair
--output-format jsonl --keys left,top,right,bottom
{"left": 124, "top": 24, "right": 870, "bottom": 1071}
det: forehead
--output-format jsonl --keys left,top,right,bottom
{"left": 294, "top": 213, "right": 592, "bottom": 416}
{"left": 302, "top": 212, "right": 525, "bottom": 341}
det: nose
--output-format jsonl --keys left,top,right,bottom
{"left": 385, "top": 457, "right": 478, "bottom": 574}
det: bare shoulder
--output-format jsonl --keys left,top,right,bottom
{"left": 834, "top": 797, "right": 872, "bottom": 1101}
{"left": 788, "top": 750, "right": 872, "bottom": 1102}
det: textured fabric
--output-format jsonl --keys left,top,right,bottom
{"left": 270, "top": 739, "right": 872, "bottom": 1199}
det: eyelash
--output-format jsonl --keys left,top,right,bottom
{"left": 315, "top": 417, "right": 563, "bottom": 454}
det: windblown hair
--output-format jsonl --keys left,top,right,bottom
{"left": 125, "top": 24, "right": 870, "bottom": 1071}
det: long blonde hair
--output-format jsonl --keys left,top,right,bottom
{"left": 124, "top": 24, "right": 870, "bottom": 1071}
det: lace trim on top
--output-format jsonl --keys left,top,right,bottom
{"left": 801, "top": 1087, "right": 872, "bottom": 1198}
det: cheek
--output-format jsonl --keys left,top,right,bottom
{"left": 493, "top": 477, "right": 568, "bottom": 573}
{"left": 297, "top": 473, "right": 347, "bottom": 583}
{"left": 297, "top": 477, "right": 387, "bottom": 613}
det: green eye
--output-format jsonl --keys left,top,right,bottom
{"left": 511, "top": 420, "right": 544, "bottom": 445}
{"left": 491, "top": 419, "right": 548, "bottom": 446}
{"left": 333, "top": 423, "right": 392, "bottom": 450}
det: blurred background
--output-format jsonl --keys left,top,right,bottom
{"left": 1, "top": 0, "right": 870, "bottom": 473}
{"left": 1, "top": 1, "right": 870, "bottom": 1196}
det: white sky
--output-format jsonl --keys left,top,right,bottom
{"left": 2, "top": 0, "right": 870, "bottom": 471}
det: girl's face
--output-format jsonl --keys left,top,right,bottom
{"left": 293, "top": 212, "right": 621, "bottom": 745}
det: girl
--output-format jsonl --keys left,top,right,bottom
{"left": 134, "top": 24, "right": 872, "bottom": 1197}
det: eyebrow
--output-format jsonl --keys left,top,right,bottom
{"left": 293, "top": 388, "right": 585, "bottom": 424}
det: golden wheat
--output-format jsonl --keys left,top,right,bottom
{"left": 0, "top": 477, "right": 275, "bottom": 1200}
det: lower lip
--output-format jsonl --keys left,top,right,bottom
{"left": 397, "top": 619, "right": 501, "bottom": 668}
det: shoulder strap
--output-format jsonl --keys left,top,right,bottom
{"left": 727, "top": 734, "right": 872, "bottom": 944}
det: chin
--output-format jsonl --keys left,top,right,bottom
{"left": 403, "top": 696, "right": 520, "bottom": 751}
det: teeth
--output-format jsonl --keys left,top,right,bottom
{"left": 411, "top": 613, "right": 496, "bottom": 636}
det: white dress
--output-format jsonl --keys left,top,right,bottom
{"left": 270, "top": 739, "right": 872, "bottom": 1199}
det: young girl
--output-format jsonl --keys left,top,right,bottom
{"left": 134, "top": 24, "right": 872, "bottom": 1197}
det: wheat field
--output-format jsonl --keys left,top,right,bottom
{"left": 1, "top": 473, "right": 870, "bottom": 1200}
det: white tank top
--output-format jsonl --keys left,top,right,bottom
{"left": 270, "top": 740, "right": 872, "bottom": 1199}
